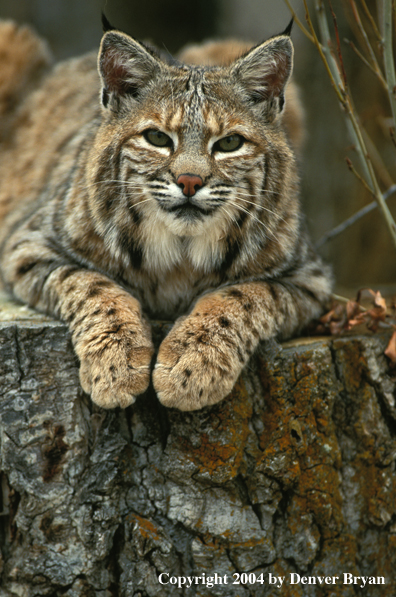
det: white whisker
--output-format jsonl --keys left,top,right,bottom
{"left": 226, "top": 199, "right": 277, "bottom": 238}
{"left": 131, "top": 197, "right": 156, "bottom": 207}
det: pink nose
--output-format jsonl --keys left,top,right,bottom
{"left": 177, "top": 174, "right": 203, "bottom": 197}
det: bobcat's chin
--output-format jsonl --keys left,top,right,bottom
{"left": 159, "top": 208, "right": 215, "bottom": 238}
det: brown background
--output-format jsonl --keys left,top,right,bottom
{"left": 0, "top": 0, "right": 395, "bottom": 294}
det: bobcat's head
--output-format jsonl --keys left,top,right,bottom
{"left": 88, "top": 27, "right": 295, "bottom": 272}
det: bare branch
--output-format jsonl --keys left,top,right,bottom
{"left": 349, "top": 0, "right": 386, "bottom": 81}
{"left": 312, "top": 0, "right": 396, "bottom": 249}
{"left": 359, "top": 0, "right": 383, "bottom": 42}
{"left": 383, "top": 0, "right": 396, "bottom": 125}
{"left": 345, "top": 156, "right": 375, "bottom": 194}
{"left": 283, "top": 0, "right": 396, "bottom": 248}
{"left": 391, "top": 127, "right": 396, "bottom": 148}
{"left": 344, "top": 37, "right": 388, "bottom": 89}
{"left": 309, "top": 0, "right": 347, "bottom": 102}
{"left": 328, "top": 0, "right": 349, "bottom": 88}
{"left": 316, "top": 184, "right": 396, "bottom": 247}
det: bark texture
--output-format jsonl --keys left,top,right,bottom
{"left": 0, "top": 293, "right": 395, "bottom": 596}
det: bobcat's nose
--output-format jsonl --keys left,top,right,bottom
{"left": 177, "top": 174, "right": 203, "bottom": 197}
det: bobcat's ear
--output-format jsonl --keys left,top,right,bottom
{"left": 98, "top": 31, "right": 162, "bottom": 110}
{"left": 231, "top": 35, "right": 293, "bottom": 119}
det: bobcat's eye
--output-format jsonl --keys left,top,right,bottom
{"left": 144, "top": 129, "right": 173, "bottom": 148}
{"left": 213, "top": 134, "right": 244, "bottom": 153}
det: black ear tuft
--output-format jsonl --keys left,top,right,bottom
{"left": 102, "top": 12, "right": 116, "bottom": 33}
{"left": 282, "top": 18, "right": 294, "bottom": 37}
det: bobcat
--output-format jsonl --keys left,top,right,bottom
{"left": 0, "top": 20, "right": 332, "bottom": 411}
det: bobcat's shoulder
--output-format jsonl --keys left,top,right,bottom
{"left": 0, "top": 21, "right": 332, "bottom": 411}
{"left": 0, "top": 21, "right": 51, "bottom": 139}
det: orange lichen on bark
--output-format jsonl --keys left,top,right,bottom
{"left": 138, "top": 336, "right": 394, "bottom": 589}
{"left": 177, "top": 376, "right": 253, "bottom": 478}
{"left": 257, "top": 343, "right": 358, "bottom": 578}
{"left": 333, "top": 339, "right": 396, "bottom": 531}
{"left": 267, "top": 337, "right": 395, "bottom": 592}
{"left": 127, "top": 513, "right": 161, "bottom": 541}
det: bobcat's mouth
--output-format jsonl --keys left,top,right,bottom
{"left": 162, "top": 200, "right": 215, "bottom": 220}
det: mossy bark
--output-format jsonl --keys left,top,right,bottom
{"left": 0, "top": 293, "right": 395, "bottom": 596}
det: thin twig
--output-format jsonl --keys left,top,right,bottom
{"left": 359, "top": 0, "right": 383, "bottom": 42}
{"left": 313, "top": 1, "right": 370, "bottom": 180}
{"left": 344, "top": 37, "right": 388, "bottom": 89}
{"left": 316, "top": 184, "right": 396, "bottom": 247}
{"left": 312, "top": 0, "right": 396, "bottom": 249}
{"left": 329, "top": 0, "right": 348, "bottom": 88}
{"left": 383, "top": 0, "right": 396, "bottom": 126}
{"left": 349, "top": 0, "right": 386, "bottom": 81}
{"left": 304, "top": 0, "right": 346, "bottom": 102}
{"left": 332, "top": 293, "right": 368, "bottom": 311}
{"left": 345, "top": 157, "right": 374, "bottom": 194}
{"left": 391, "top": 127, "right": 396, "bottom": 148}
{"left": 283, "top": 0, "right": 396, "bottom": 247}
{"left": 362, "top": 126, "right": 395, "bottom": 188}
{"left": 345, "top": 109, "right": 396, "bottom": 247}
{"left": 332, "top": 293, "right": 351, "bottom": 304}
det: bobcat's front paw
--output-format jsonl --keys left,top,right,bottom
{"left": 79, "top": 333, "right": 154, "bottom": 409}
{"left": 153, "top": 317, "right": 245, "bottom": 411}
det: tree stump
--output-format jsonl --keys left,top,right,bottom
{"left": 0, "top": 292, "right": 395, "bottom": 596}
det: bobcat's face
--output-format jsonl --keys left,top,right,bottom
{"left": 117, "top": 71, "right": 268, "bottom": 239}
{"left": 88, "top": 30, "right": 293, "bottom": 271}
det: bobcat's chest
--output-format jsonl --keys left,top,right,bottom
{"left": 134, "top": 265, "right": 211, "bottom": 320}
{"left": 119, "top": 229, "right": 227, "bottom": 320}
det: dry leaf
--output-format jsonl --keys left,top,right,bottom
{"left": 308, "top": 290, "right": 395, "bottom": 367}
{"left": 364, "top": 289, "right": 387, "bottom": 332}
{"left": 315, "top": 289, "right": 393, "bottom": 334}
{"left": 385, "top": 328, "right": 396, "bottom": 366}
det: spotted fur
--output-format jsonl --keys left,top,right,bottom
{"left": 0, "top": 21, "right": 332, "bottom": 411}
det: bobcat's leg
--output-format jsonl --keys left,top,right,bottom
{"left": 153, "top": 269, "right": 331, "bottom": 411}
{"left": 1, "top": 232, "right": 153, "bottom": 409}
